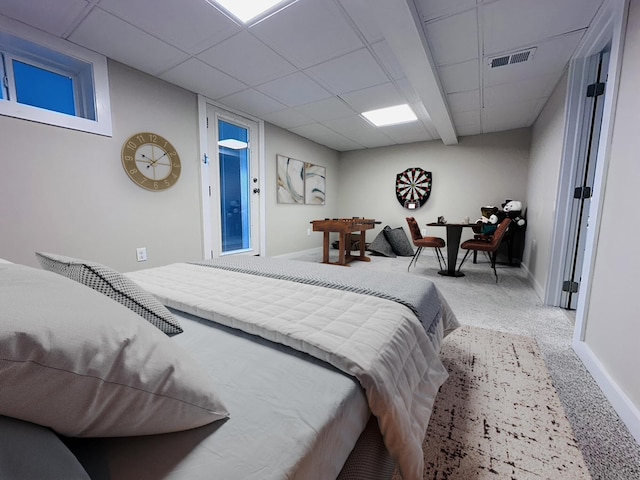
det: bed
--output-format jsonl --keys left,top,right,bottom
{"left": 0, "top": 254, "right": 458, "bottom": 480}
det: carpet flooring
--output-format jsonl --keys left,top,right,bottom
{"left": 289, "top": 250, "right": 640, "bottom": 480}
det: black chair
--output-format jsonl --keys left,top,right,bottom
{"left": 405, "top": 217, "right": 446, "bottom": 271}
{"left": 457, "top": 218, "right": 512, "bottom": 282}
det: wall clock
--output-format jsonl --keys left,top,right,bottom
{"left": 121, "top": 132, "right": 181, "bottom": 191}
{"left": 395, "top": 167, "right": 432, "bottom": 209}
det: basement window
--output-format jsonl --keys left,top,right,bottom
{"left": 0, "top": 18, "right": 112, "bottom": 136}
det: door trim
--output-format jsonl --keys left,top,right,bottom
{"left": 197, "top": 95, "right": 265, "bottom": 259}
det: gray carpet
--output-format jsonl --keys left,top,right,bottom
{"left": 290, "top": 250, "right": 640, "bottom": 480}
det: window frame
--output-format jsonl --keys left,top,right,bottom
{"left": 0, "top": 16, "right": 112, "bottom": 137}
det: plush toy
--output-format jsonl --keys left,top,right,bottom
{"left": 502, "top": 200, "right": 526, "bottom": 227}
{"left": 477, "top": 206, "right": 503, "bottom": 235}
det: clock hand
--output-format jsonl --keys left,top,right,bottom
{"left": 142, "top": 152, "right": 168, "bottom": 168}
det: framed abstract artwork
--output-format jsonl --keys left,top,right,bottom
{"left": 277, "top": 155, "right": 304, "bottom": 204}
{"left": 276, "top": 155, "right": 326, "bottom": 205}
{"left": 304, "top": 163, "right": 326, "bottom": 205}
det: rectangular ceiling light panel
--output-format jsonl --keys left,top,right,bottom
{"left": 361, "top": 104, "right": 418, "bottom": 127}
{"left": 211, "top": 0, "right": 296, "bottom": 24}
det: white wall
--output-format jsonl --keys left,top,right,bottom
{"left": 264, "top": 123, "right": 340, "bottom": 257}
{"left": 337, "top": 129, "right": 531, "bottom": 249}
{"left": 582, "top": 0, "right": 640, "bottom": 433}
{"left": 0, "top": 61, "right": 203, "bottom": 272}
{"left": 526, "top": 72, "right": 569, "bottom": 297}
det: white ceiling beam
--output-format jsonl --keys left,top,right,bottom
{"left": 369, "top": 0, "right": 458, "bottom": 144}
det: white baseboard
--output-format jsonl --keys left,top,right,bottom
{"left": 573, "top": 339, "right": 640, "bottom": 445}
{"left": 520, "top": 261, "right": 545, "bottom": 301}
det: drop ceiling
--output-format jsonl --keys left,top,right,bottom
{"left": 0, "top": 0, "right": 605, "bottom": 151}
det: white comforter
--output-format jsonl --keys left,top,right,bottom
{"left": 127, "top": 263, "right": 449, "bottom": 480}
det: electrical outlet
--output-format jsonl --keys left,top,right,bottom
{"left": 136, "top": 247, "right": 147, "bottom": 262}
{"left": 421, "top": 228, "right": 427, "bottom": 237}
{"left": 307, "top": 228, "right": 311, "bottom": 237}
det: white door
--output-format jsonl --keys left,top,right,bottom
{"left": 205, "top": 104, "right": 261, "bottom": 257}
{"left": 560, "top": 50, "right": 609, "bottom": 309}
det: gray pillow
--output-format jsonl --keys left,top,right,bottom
{"left": 0, "top": 415, "right": 90, "bottom": 480}
{"left": 368, "top": 226, "right": 397, "bottom": 257}
{"left": 384, "top": 226, "right": 415, "bottom": 256}
{"left": 36, "top": 252, "right": 182, "bottom": 334}
{"left": 0, "top": 263, "right": 229, "bottom": 437}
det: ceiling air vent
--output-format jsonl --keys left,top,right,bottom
{"left": 489, "top": 47, "right": 536, "bottom": 68}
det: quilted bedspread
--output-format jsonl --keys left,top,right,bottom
{"left": 127, "top": 262, "right": 451, "bottom": 480}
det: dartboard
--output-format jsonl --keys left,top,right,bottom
{"left": 395, "top": 168, "right": 432, "bottom": 210}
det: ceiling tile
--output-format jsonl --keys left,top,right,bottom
{"left": 305, "top": 48, "right": 389, "bottom": 94}
{"left": 289, "top": 122, "right": 364, "bottom": 150}
{"left": 249, "top": 0, "right": 364, "bottom": 68}
{"left": 321, "top": 115, "right": 396, "bottom": 148}
{"left": 415, "top": 0, "right": 476, "bottom": 22}
{"left": 294, "top": 97, "right": 356, "bottom": 122}
{"left": 370, "top": 40, "right": 406, "bottom": 81}
{"left": 483, "top": 73, "right": 559, "bottom": 108}
{"left": 338, "top": 0, "right": 385, "bottom": 43}
{"left": 483, "top": 30, "right": 584, "bottom": 87}
{"left": 197, "top": 31, "right": 297, "bottom": 86}
{"left": 312, "top": 131, "right": 365, "bottom": 151}
{"left": 425, "top": 8, "right": 479, "bottom": 66}
{"left": 482, "top": 0, "right": 603, "bottom": 55}
{"left": 452, "top": 109, "right": 480, "bottom": 127}
{"left": 218, "top": 89, "right": 287, "bottom": 116}
{"left": 481, "top": 98, "right": 542, "bottom": 132}
{"left": 456, "top": 124, "right": 481, "bottom": 137}
{"left": 452, "top": 109, "right": 481, "bottom": 135}
{"left": 0, "top": 0, "right": 87, "bottom": 37}
{"left": 98, "top": 0, "right": 241, "bottom": 54}
{"left": 159, "top": 58, "right": 247, "bottom": 99}
{"left": 438, "top": 59, "right": 480, "bottom": 93}
{"left": 447, "top": 89, "right": 480, "bottom": 113}
{"left": 68, "top": 8, "right": 189, "bottom": 76}
{"left": 339, "top": 82, "right": 406, "bottom": 113}
{"left": 262, "top": 108, "right": 315, "bottom": 129}
{"left": 383, "top": 121, "right": 435, "bottom": 144}
{"left": 256, "top": 72, "right": 332, "bottom": 107}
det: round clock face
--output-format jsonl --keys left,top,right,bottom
{"left": 121, "top": 132, "right": 181, "bottom": 191}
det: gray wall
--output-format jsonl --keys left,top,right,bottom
{"left": 0, "top": 61, "right": 203, "bottom": 272}
{"left": 526, "top": 72, "right": 569, "bottom": 297}
{"left": 582, "top": 0, "right": 640, "bottom": 420}
{"left": 337, "top": 130, "right": 531, "bottom": 249}
{"left": 264, "top": 123, "right": 340, "bottom": 257}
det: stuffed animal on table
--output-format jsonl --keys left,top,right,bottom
{"left": 502, "top": 200, "right": 526, "bottom": 227}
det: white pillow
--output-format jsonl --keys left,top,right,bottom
{"left": 35, "top": 252, "right": 182, "bottom": 334}
{"left": 0, "top": 263, "right": 229, "bottom": 437}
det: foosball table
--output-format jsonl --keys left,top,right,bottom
{"left": 311, "top": 218, "right": 380, "bottom": 266}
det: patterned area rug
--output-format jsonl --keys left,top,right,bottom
{"left": 393, "top": 326, "right": 591, "bottom": 479}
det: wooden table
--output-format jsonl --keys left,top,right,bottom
{"left": 311, "top": 218, "right": 378, "bottom": 266}
{"left": 427, "top": 222, "right": 478, "bottom": 277}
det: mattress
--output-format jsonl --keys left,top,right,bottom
{"left": 126, "top": 258, "right": 456, "bottom": 479}
{"left": 72, "top": 309, "right": 370, "bottom": 480}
